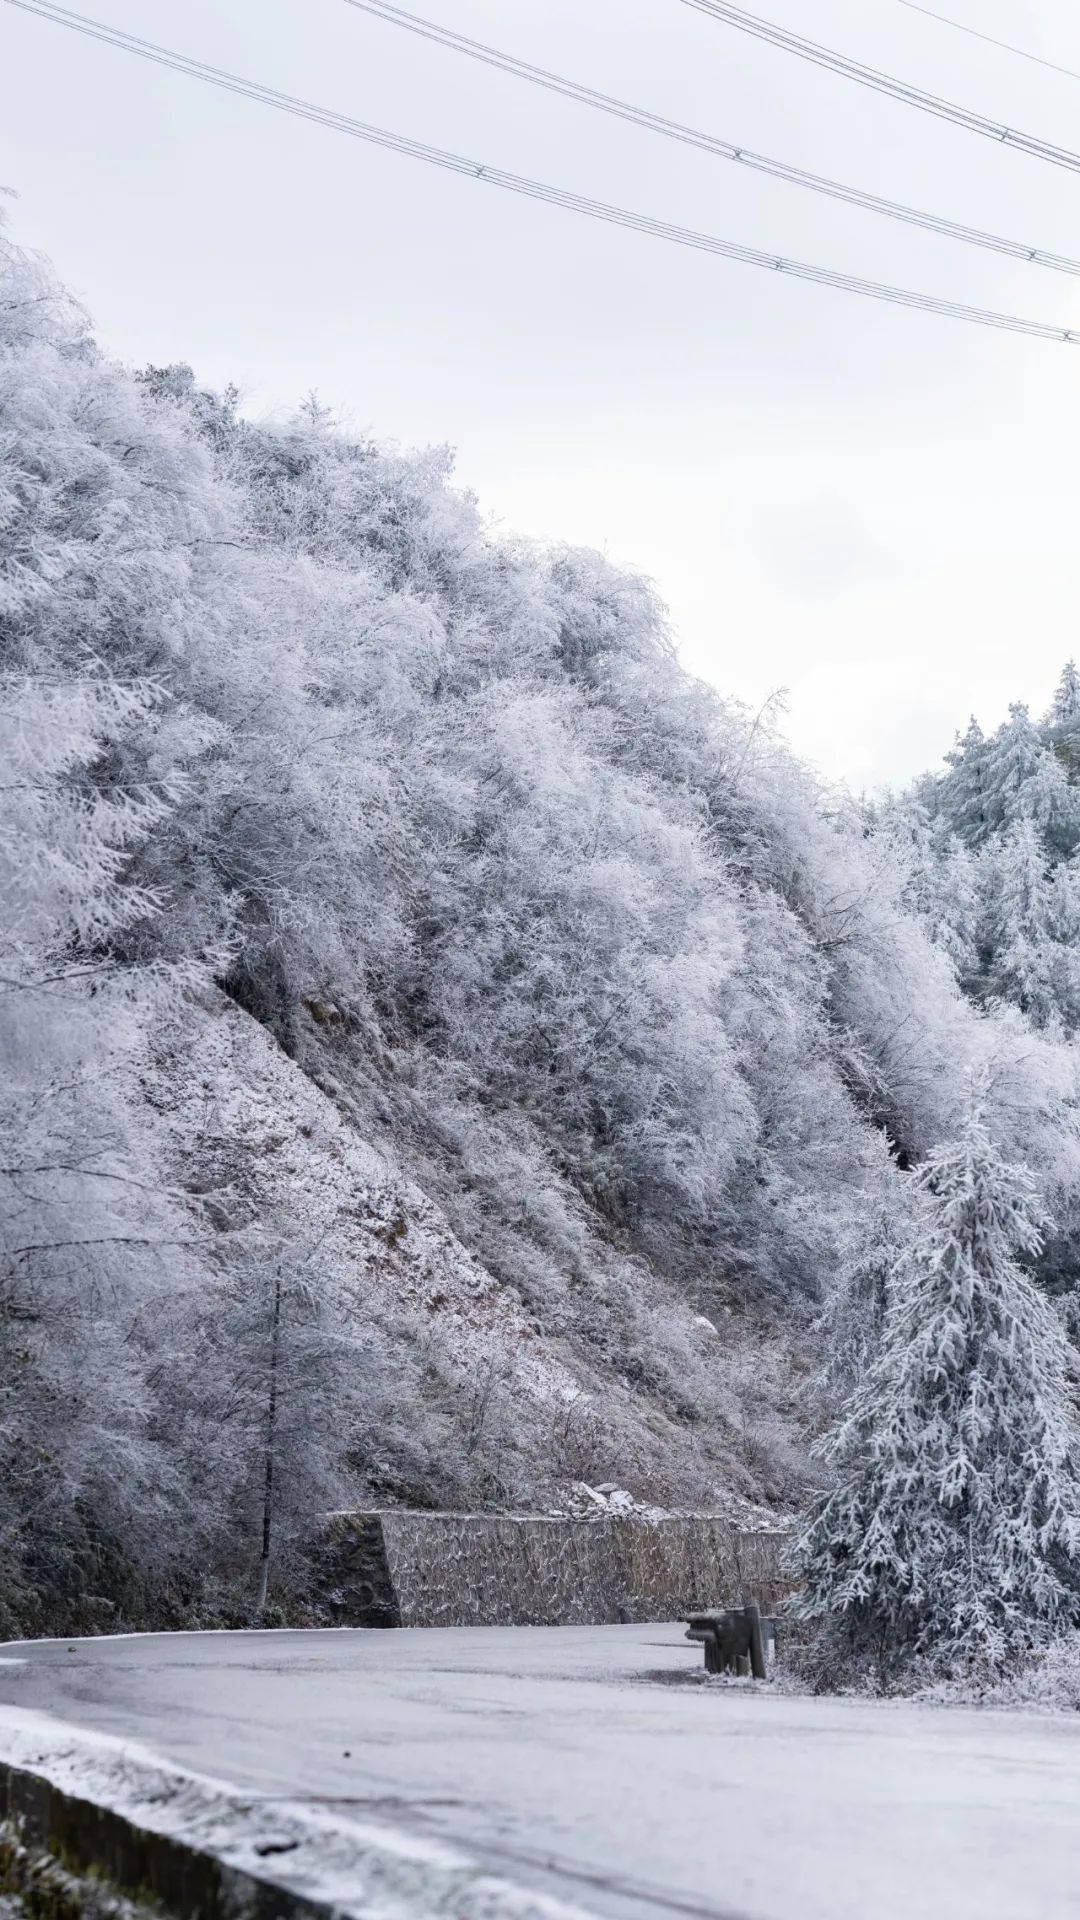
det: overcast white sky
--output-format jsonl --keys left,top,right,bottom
{"left": 4, "top": 0, "right": 1080, "bottom": 788}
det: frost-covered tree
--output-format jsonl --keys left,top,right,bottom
{"left": 1044, "top": 659, "right": 1080, "bottom": 778}
{"left": 1047, "top": 854, "right": 1080, "bottom": 1033}
{"left": 936, "top": 716, "right": 992, "bottom": 846}
{"left": 890, "top": 673, "right": 1080, "bottom": 1075}
{"left": 0, "top": 226, "right": 219, "bottom": 1630}
{"left": 873, "top": 800, "right": 979, "bottom": 986}
{"left": 0, "top": 664, "right": 191, "bottom": 1632}
{"left": 979, "top": 818, "right": 1061, "bottom": 1027}
{"left": 161, "top": 1219, "right": 374, "bottom": 1623}
{"left": 797, "top": 1094, "right": 1080, "bottom": 1682}
{"left": 1048, "top": 659, "right": 1080, "bottom": 726}
{"left": 817, "top": 1171, "right": 913, "bottom": 1399}
{"left": 982, "top": 704, "right": 1051, "bottom": 829}
{"left": 0, "top": 281, "right": 176, "bottom": 1623}
{"left": 934, "top": 704, "right": 1080, "bottom": 858}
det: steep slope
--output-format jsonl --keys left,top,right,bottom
{"left": 138, "top": 985, "right": 805, "bottom": 1521}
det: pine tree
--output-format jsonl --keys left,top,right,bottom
{"left": 819, "top": 1176, "right": 911, "bottom": 1397}
{"left": 1048, "top": 660, "right": 1080, "bottom": 727}
{"left": 941, "top": 703, "right": 1080, "bottom": 860}
{"left": 982, "top": 703, "right": 1080, "bottom": 854}
{"left": 1047, "top": 853, "right": 1080, "bottom": 1031}
{"left": 1044, "top": 660, "right": 1080, "bottom": 779}
{"left": 936, "top": 716, "right": 991, "bottom": 845}
{"left": 984, "top": 703, "right": 1047, "bottom": 824}
{"left": 908, "top": 816, "right": 980, "bottom": 985}
{"left": 979, "top": 819, "right": 1060, "bottom": 1027}
{"left": 797, "top": 1093, "right": 1080, "bottom": 1683}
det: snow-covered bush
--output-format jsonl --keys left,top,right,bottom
{"left": 985, "top": 1631, "right": 1080, "bottom": 1711}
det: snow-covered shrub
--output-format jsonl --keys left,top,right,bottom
{"left": 985, "top": 1631, "right": 1080, "bottom": 1711}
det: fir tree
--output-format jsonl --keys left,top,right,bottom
{"left": 1047, "top": 659, "right": 1080, "bottom": 727}
{"left": 980, "top": 819, "right": 1060, "bottom": 1027}
{"left": 984, "top": 703, "right": 1046, "bottom": 820}
{"left": 819, "top": 1176, "right": 911, "bottom": 1396}
{"left": 919, "top": 830, "right": 980, "bottom": 986}
{"left": 1044, "top": 659, "right": 1080, "bottom": 779}
{"left": 1047, "top": 853, "right": 1080, "bottom": 1031}
{"left": 981, "top": 703, "right": 1080, "bottom": 855}
{"left": 940, "top": 702, "right": 1080, "bottom": 860}
{"left": 797, "top": 1093, "right": 1080, "bottom": 1682}
{"left": 937, "top": 716, "right": 991, "bottom": 845}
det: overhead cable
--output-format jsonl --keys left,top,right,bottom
{"left": 679, "top": 0, "right": 1080, "bottom": 172}
{"left": 339, "top": 0, "right": 1080, "bottom": 274}
{"left": 895, "top": 0, "right": 1080, "bottom": 86}
{"left": 4, "top": 0, "right": 1078, "bottom": 343}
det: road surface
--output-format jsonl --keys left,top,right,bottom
{"left": 1, "top": 1623, "right": 1077, "bottom": 1920}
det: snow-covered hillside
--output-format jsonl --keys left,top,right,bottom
{"left": 4, "top": 217, "right": 1080, "bottom": 1636}
{"left": 139, "top": 984, "right": 802, "bottom": 1522}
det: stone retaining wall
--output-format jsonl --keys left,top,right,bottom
{"left": 319, "top": 1511, "right": 789, "bottom": 1628}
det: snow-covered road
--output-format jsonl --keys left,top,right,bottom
{"left": 0, "top": 1623, "right": 1077, "bottom": 1920}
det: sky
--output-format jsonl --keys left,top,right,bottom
{"left": 3, "top": 0, "right": 1080, "bottom": 790}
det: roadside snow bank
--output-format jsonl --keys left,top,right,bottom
{"left": 0, "top": 1706, "right": 596, "bottom": 1920}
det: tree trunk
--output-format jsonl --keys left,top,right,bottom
{"left": 253, "top": 1265, "right": 282, "bottom": 1623}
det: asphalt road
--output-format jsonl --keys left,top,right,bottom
{"left": 1, "top": 1623, "right": 1077, "bottom": 1920}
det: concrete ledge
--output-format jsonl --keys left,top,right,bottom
{"left": 0, "top": 1709, "right": 594, "bottom": 1920}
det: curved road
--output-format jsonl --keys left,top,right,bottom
{"left": 0, "top": 1623, "right": 1077, "bottom": 1920}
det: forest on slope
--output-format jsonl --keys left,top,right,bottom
{"left": 4, "top": 221, "right": 1080, "bottom": 1636}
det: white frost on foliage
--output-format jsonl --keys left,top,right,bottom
{"left": 131, "top": 985, "right": 802, "bottom": 1529}
{"left": 5, "top": 214, "right": 1080, "bottom": 1641}
{"left": 138, "top": 985, "right": 581, "bottom": 1407}
{"left": 798, "top": 1090, "right": 1080, "bottom": 1679}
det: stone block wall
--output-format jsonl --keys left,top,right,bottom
{"left": 319, "top": 1511, "right": 788, "bottom": 1628}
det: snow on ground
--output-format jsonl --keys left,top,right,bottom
{"left": 2, "top": 1624, "right": 1078, "bottom": 1920}
{"left": 0, "top": 1705, "right": 590, "bottom": 1920}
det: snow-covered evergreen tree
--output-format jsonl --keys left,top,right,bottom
{"left": 875, "top": 800, "right": 979, "bottom": 986}
{"left": 936, "top": 716, "right": 992, "bottom": 846}
{"left": 983, "top": 704, "right": 1050, "bottom": 825}
{"left": 797, "top": 1092, "right": 1080, "bottom": 1682}
{"left": 1048, "top": 659, "right": 1080, "bottom": 726}
{"left": 979, "top": 818, "right": 1061, "bottom": 1028}
{"left": 1044, "top": 659, "right": 1080, "bottom": 778}
{"left": 818, "top": 1173, "right": 912, "bottom": 1398}
{"left": 981, "top": 704, "right": 1079, "bottom": 854}
{"left": 896, "top": 676, "right": 1080, "bottom": 1056}
{"left": 936, "top": 703, "right": 1079, "bottom": 858}
{"left": 1047, "top": 854, "right": 1080, "bottom": 1032}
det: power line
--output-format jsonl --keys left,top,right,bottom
{"left": 338, "top": 0, "right": 1080, "bottom": 275}
{"left": 895, "top": 0, "right": 1080, "bottom": 86}
{"left": 4, "top": 0, "right": 1078, "bottom": 344}
{"left": 679, "top": 0, "right": 1080, "bottom": 172}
